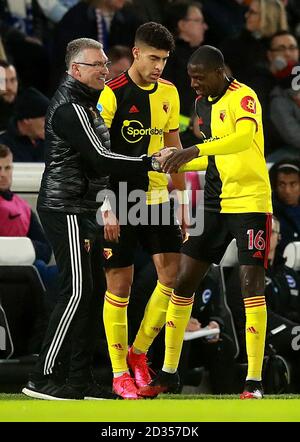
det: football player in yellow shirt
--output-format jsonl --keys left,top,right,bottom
{"left": 98, "top": 22, "right": 189, "bottom": 399}
{"left": 145, "top": 45, "right": 272, "bottom": 399}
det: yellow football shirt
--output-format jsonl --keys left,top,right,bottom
{"left": 98, "top": 72, "right": 180, "bottom": 204}
{"left": 182, "top": 79, "right": 272, "bottom": 213}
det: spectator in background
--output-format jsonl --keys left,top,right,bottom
{"left": 0, "top": 144, "right": 52, "bottom": 266}
{"left": 37, "top": 0, "right": 79, "bottom": 24}
{"left": 51, "top": 0, "right": 139, "bottom": 90}
{"left": 268, "top": 31, "right": 299, "bottom": 83}
{"left": 0, "top": 60, "right": 18, "bottom": 133}
{"left": 106, "top": 45, "right": 132, "bottom": 80}
{"left": 0, "top": 142, "right": 57, "bottom": 352}
{"left": 267, "top": 32, "right": 300, "bottom": 161}
{"left": 1, "top": 9, "right": 51, "bottom": 95}
{"left": 131, "top": 0, "right": 173, "bottom": 24}
{"left": 258, "top": 30, "right": 300, "bottom": 157}
{"left": 286, "top": 0, "right": 300, "bottom": 39}
{"left": 221, "top": 2, "right": 289, "bottom": 156}
{"left": 269, "top": 80, "right": 300, "bottom": 161}
{"left": 266, "top": 216, "right": 300, "bottom": 321}
{"left": 269, "top": 159, "right": 300, "bottom": 252}
{"left": 2, "top": 30, "right": 50, "bottom": 94}
{"left": 201, "top": 0, "right": 247, "bottom": 47}
{"left": 0, "top": 87, "right": 49, "bottom": 162}
{"left": 221, "top": 0, "right": 288, "bottom": 86}
{"left": 2, "top": 0, "right": 35, "bottom": 37}
{"left": 163, "top": 1, "right": 208, "bottom": 131}
{"left": 32, "top": 0, "right": 79, "bottom": 46}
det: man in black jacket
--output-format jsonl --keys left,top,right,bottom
{"left": 22, "top": 37, "right": 157, "bottom": 400}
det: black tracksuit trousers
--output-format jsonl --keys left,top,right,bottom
{"left": 33, "top": 210, "right": 105, "bottom": 386}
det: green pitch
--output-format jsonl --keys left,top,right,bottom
{"left": 1, "top": 395, "right": 300, "bottom": 422}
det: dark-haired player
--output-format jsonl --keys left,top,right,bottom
{"left": 98, "top": 22, "right": 189, "bottom": 399}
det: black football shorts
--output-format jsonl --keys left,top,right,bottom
{"left": 182, "top": 211, "right": 272, "bottom": 268}
{"left": 103, "top": 201, "right": 182, "bottom": 268}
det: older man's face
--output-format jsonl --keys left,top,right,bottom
{"left": 72, "top": 48, "right": 110, "bottom": 90}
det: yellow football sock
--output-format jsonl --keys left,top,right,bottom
{"left": 103, "top": 291, "right": 129, "bottom": 373}
{"left": 133, "top": 280, "right": 172, "bottom": 353}
{"left": 163, "top": 292, "right": 194, "bottom": 371}
{"left": 244, "top": 296, "right": 267, "bottom": 381}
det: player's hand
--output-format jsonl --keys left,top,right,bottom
{"left": 153, "top": 147, "right": 178, "bottom": 158}
{"left": 101, "top": 210, "right": 120, "bottom": 243}
{"left": 151, "top": 147, "right": 178, "bottom": 172}
{"left": 161, "top": 146, "right": 199, "bottom": 173}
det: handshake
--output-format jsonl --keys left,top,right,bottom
{"left": 151, "top": 147, "right": 177, "bottom": 173}
{"left": 151, "top": 145, "right": 199, "bottom": 173}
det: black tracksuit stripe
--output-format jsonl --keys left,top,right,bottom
{"left": 72, "top": 104, "right": 109, "bottom": 158}
{"left": 72, "top": 103, "right": 144, "bottom": 162}
{"left": 43, "top": 215, "right": 82, "bottom": 375}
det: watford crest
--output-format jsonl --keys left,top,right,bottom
{"left": 103, "top": 248, "right": 113, "bottom": 260}
{"left": 163, "top": 102, "right": 169, "bottom": 113}
{"left": 219, "top": 110, "right": 226, "bottom": 122}
{"left": 84, "top": 239, "right": 91, "bottom": 253}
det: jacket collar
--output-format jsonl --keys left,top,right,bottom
{"left": 62, "top": 73, "right": 101, "bottom": 107}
